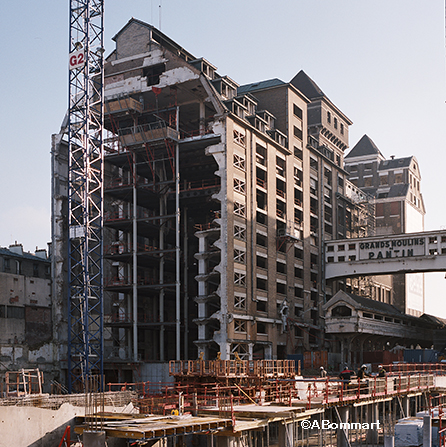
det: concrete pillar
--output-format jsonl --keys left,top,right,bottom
{"left": 384, "top": 435, "right": 395, "bottom": 447}
{"left": 337, "top": 406, "right": 349, "bottom": 447}
{"left": 83, "top": 431, "right": 106, "bottom": 447}
{"left": 423, "top": 415, "right": 431, "bottom": 447}
{"left": 402, "top": 396, "right": 410, "bottom": 418}
{"left": 340, "top": 339, "right": 345, "bottom": 367}
{"left": 278, "top": 421, "right": 294, "bottom": 447}
{"left": 366, "top": 402, "right": 379, "bottom": 444}
{"left": 359, "top": 338, "right": 365, "bottom": 366}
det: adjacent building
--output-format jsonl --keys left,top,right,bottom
{"left": 0, "top": 244, "right": 57, "bottom": 387}
{"left": 344, "top": 135, "right": 425, "bottom": 315}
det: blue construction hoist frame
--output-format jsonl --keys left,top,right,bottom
{"left": 67, "top": 0, "right": 104, "bottom": 393}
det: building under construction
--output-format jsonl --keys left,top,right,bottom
{"left": 51, "top": 18, "right": 388, "bottom": 384}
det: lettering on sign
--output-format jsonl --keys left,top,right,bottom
{"left": 69, "top": 49, "right": 85, "bottom": 70}
{"left": 358, "top": 237, "right": 425, "bottom": 260}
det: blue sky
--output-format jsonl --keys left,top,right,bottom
{"left": 1, "top": 1, "right": 445, "bottom": 315}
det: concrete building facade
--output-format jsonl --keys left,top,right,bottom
{"left": 0, "top": 244, "right": 58, "bottom": 387}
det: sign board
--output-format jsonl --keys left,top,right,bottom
{"left": 358, "top": 236, "right": 426, "bottom": 260}
{"left": 69, "top": 49, "right": 85, "bottom": 70}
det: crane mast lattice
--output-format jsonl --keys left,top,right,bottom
{"left": 67, "top": 0, "right": 104, "bottom": 392}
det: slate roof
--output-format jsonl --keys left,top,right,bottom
{"left": 237, "top": 78, "right": 285, "bottom": 94}
{"left": 379, "top": 157, "right": 413, "bottom": 170}
{"left": 289, "top": 70, "right": 325, "bottom": 100}
{"left": 346, "top": 135, "right": 384, "bottom": 159}
{"left": 364, "top": 184, "right": 410, "bottom": 199}
{"left": 342, "top": 291, "right": 403, "bottom": 316}
{"left": 0, "top": 247, "right": 50, "bottom": 263}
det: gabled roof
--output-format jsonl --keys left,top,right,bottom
{"left": 289, "top": 70, "right": 325, "bottom": 100}
{"left": 340, "top": 290, "right": 403, "bottom": 316}
{"left": 111, "top": 18, "right": 196, "bottom": 62}
{"left": 346, "top": 135, "right": 384, "bottom": 159}
{"left": 237, "top": 78, "right": 285, "bottom": 94}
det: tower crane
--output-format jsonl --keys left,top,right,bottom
{"left": 67, "top": 0, "right": 104, "bottom": 392}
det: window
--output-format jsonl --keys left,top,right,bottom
{"left": 293, "top": 126, "right": 303, "bottom": 140}
{"left": 276, "top": 157, "right": 286, "bottom": 177}
{"left": 256, "top": 233, "right": 267, "bottom": 247}
{"left": 294, "top": 146, "right": 303, "bottom": 160}
{"left": 338, "top": 176, "right": 344, "bottom": 188}
{"left": 380, "top": 175, "right": 388, "bottom": 186}
{"left": 390, "top": 202, "right": 400, "bottom": 216}
{"left": 234, "top": 320, "right": 247, "bottom": 333}
{"left": 234, "top": 202, "right": 246, "bottom": 217}
{"left": 257, "top": 255, "right": 267, "bottom": 269}
{"left": 257, "top": 322, "right": 267, "bottom": 334}
{"left": 294, "top": 267, "right": 303, "bottom": 278}
{"left": 324, "top": 168, "right": 332, "bottom": 185}
{"left": 334, "top": 117, "right": 338, "bottom": 129}
{"left": 234, "top": 224, "right": 246, "bottom": 241}
{"left": 33, "top": 263, "right": 39, "bottom": 277}
{"left": 276, "top": 282, "right": 286, "bottom": 295}
{"left": 257, "top": 277, "right": 267, "bottom": 290}
{"left": 276, "top": 261, "right": 286, "bottom": 274}
{"left": 364, "top": 177, "right": 373, "bottom": 187}
{"left": 332, "top": 305, "right": 352, "bottom": 317}
{"left": 376, "top": 203, "right": 384, "bottom": 217}
{"left": 294, "top": 167, "right": 303, "bottom": 187}
{"left": 234, "top": 294, "right": 246, "bottom": 310}
{"left": 234, "top": 272, "right": 246, "bottom": 287}
{"left": 233, "top": 153, "right": 245, "bottom": 171}
{"left": 310, "top": 157, "right": 318, "bottom": 171}
{"left": 257, "top": 190, "right": 267, "bottom": 211}
{"left": 256, "top": 144, "right": 267, "bottom": 166}
{"left": 293, "top": 104, "right": 303, "bottom": 119}
{"left": 395, "top": 173, "right": 403, "bottom": 184}
{"left": 257, "top": 300, "right": 267, "bottom": 312}
{"left": 340, "top": 123, "right": 344, "bottom": 135}
{"left": 233, "top": 129, "right": 246, "bottom": 146}
{"left": 327, "top": 111, "right": 331, "bottom": 124}
{"left": 310, "top": 178, "right": 318, "bottom": 195}
{"left": 294, "top": 247, "right": 303, "bottom": 259}
{"left": 234, "top": 249, "right": 246, "bottom": 264}
{"left": 233, "top": 178, "right": 246, "bottom": 194}
{"left": 3, "top": 258, "right": 10, "bottom": 272}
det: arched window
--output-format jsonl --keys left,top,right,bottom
{"left": 332, "top": 305, "right": 352, "bottom": 317}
